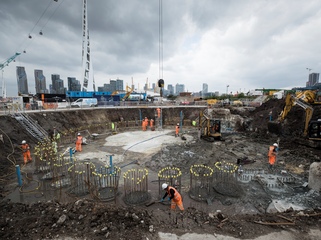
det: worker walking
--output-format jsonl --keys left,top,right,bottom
{"left": 160, "top": 183, "right": 184, "bottom": 211}
{"left": 21, "top": 140, "right": 32, "bottom": 164}
{"left": 150, "top": 119, "right": 155, "bottom": 131}
{"left": 156, "top": 108, "right": 161, "bottom": 118}
{"left": 142, "top": 118, "right": 147, "bottom": 131}
{"left": 76, "top": 133, "right": 83, "bottom": 152}
{"left": 268, "top": 143, "right": 278, "bottom": 170}
{"left": 175, "top": 123, "right": 180, "bottom": 137}
{"left": 143, "top": 117, "right": 149, "bottom": 131}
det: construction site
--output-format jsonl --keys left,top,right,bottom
{"left": 0, "top": 95, "right": 320, "bottom": 240}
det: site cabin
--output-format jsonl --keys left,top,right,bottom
{"left": 71, "top": 98, "right": 98, "bottom": 108}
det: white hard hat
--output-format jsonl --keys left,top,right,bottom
{"left": 273, "top": 143, "right": 278, "bottom": 147}
{"left": 78, "top": 133, "right": 81, "bottom": 136}
{"left": 177, "top": 123, "right": 179, "bottom": 126}
{"left": 22, "top": 140, "right": 26, "bottom": 144}
{"left": 162, "top": 183, "right": 168, "bottom": 190}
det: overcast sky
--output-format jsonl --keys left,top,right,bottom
{"left": 1, "top": 0, "right": 321, "bottom": 97}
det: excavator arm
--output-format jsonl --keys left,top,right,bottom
{"left": 272, "top": 93, "right": 314, "bottom": 137}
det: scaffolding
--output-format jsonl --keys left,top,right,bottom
{"left": 123, "top": 168, "right": 149, "bottom": 205}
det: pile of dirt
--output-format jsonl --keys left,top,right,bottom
{"left": 0, "top": 198, "right": 320, "bottom": 239}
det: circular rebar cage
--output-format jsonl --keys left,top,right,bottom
{"left": 213, "top": 161, "right": 242, "bottom": 197}
{"left": 123, "top": 168, "right": 149, "bottom": 205}
{"left": 93, "top": 165, "right": 121, "bottom": 201}
{"left": 34, "top": 139, "right": 60, "bottom": 174}
{"left": 158, "top": 166, "right": 182, "bottom": 195}
{"left": 67, "top": 161, "right": 97, "bottom": 197}
{"left": 189, "top": 164, "right": 214, "bottom": 201}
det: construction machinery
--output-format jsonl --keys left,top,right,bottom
{"left": 199, "top": 110, "right": 222, "bottom": 142}
{"left": 295, "top": 90, "right": 321, "bottom": 105}
{"left": 1, "top": 52, "right": 21, "bottom": 98}
{"left": 268, "top": 92, "right": 321, "bottom": 145}
{"left": 121, "top": 86, "right": 133, "bottom": 100}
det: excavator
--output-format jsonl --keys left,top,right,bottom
{"left": 121, "top": 86, "right": 133, "bottom": 100}
{"left": 268, "top": 91, "right": 321, "bottom": 146}
{"left": 198, "top": 110, "right": 222, "bottom": 142}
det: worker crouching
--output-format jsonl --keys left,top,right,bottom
{"left": 21, "top": 140, "right": 32, "bottom": 164}
{"left": 161, "top": 183, "right": 184, "bottom": 211}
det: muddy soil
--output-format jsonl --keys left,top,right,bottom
{"left": 0, "top": 101, "right": 321, "bottom": 239}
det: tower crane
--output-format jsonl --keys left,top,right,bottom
{"left": 0, "top": 52, "right": 21, "bottom": 71}
{"left": 1, "top": 52, "right": 21, "bottom": 98}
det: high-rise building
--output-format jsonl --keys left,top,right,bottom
{"left": 175, "top": 83, "right": 185, "bottom": 95}
{"left": 51, "top": 74, "right": 65, "bottom": 94}
{"left": 202, "top": 83, "right": 208, "bottom": 97}
{"left": 115, "top": 79, "right": 124, "bottom": 91}
{"left": 167, "top": 84, "right": 174, "bottom": 95}
{"left": 306, "top": 73, "right": 320, "bottom": 87}
{"left": 109, "top": 80, "right": 116, "bottom": 92}
{"left": 67, "top": 77, "right": 81, "bottom": 91}
{"left": 34, "top": 69, "right": 48, "bottom": 93}
{"left": 16, "top": 66, "right": 29, "bottom": 95}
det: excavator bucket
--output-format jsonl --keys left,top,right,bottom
{"left": 267, "top": 121, "right": 282, "bottom": 135}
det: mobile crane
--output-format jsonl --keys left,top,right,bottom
{"left": 1, "top": 52, "right": 21, "bottom": 98}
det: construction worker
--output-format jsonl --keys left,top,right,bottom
{"left": 150, "top": 119, "right": 155, "bottom": 131}
{"left": 143, "top": 117, "right": 149, "bottom": 131}
{"left": 160, "top": 183, "right": 184, "bottom": 211}
{"left": 21, "top": 140, "right": 32, "bottom": 164}
{"left": 76, "top": 133, "right": 83, "bottom": 152}
{"left": 156, "top": 108, "right": 161, "bottom": 118}
{"left": 142, "top": 118, "right": 147, "bottom": 131}
{"left": 268, "top": 143, "right": 278, "bottom": 169}
{"left": 175, "top": 123, "right": 180, "bottom": 137}
{"left": 53, "top": 127, "right": 61, "bottom": 143}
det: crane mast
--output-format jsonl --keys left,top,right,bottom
{"left": 1, "top": 52, "right": 21, "bottom": 98}
{"left": 81, "top": 0, "right": 95, "bottom": 92}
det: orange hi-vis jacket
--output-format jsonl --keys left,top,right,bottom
{"left": 268, "top": 145, "right": 277, "bottom": 165}
{"left": 175, "top": 125, "right": 179, "bottom": 135}
{"left": 76, "top": 135, "right": 83, "bottom": 151}
{"left": 21, "top": 143, "right": 32, "bottom": 163}
{"left": 167, "top": 186, "right": 182, "bottom": 202}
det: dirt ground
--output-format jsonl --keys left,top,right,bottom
{"left": 0, "top": 100, "right": 321, "bottom": 239}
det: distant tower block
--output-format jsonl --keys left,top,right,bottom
{"left": 123, "top": 168, "right": 149, "bottom": 205}
{"left": 158, "top": 166, "right": 182, "bottom": 196}
{"left": 81, "top": 0, "right": 95, "bottom": 91}
{"left": 189, "top": 164, "right": 214, "bottom": 201}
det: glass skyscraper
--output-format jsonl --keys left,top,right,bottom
{"left": 16, "top": 66, "right": 29, "bottom": 95}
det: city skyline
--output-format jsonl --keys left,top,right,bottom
{"left": 14, "top": 64, "right": 321, "bottom": 97}
{"left": 2, "top": 1, "right": 321, "bottom": 97}
{"left": 16, "top": 66, "right": 191, "bottom": 96}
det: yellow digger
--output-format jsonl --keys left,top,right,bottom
{"left": 268, "top": 92, "right": 321, "bottom": 144}
{"left": 199, "top": 110, "right": 222, "bottom": 142}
